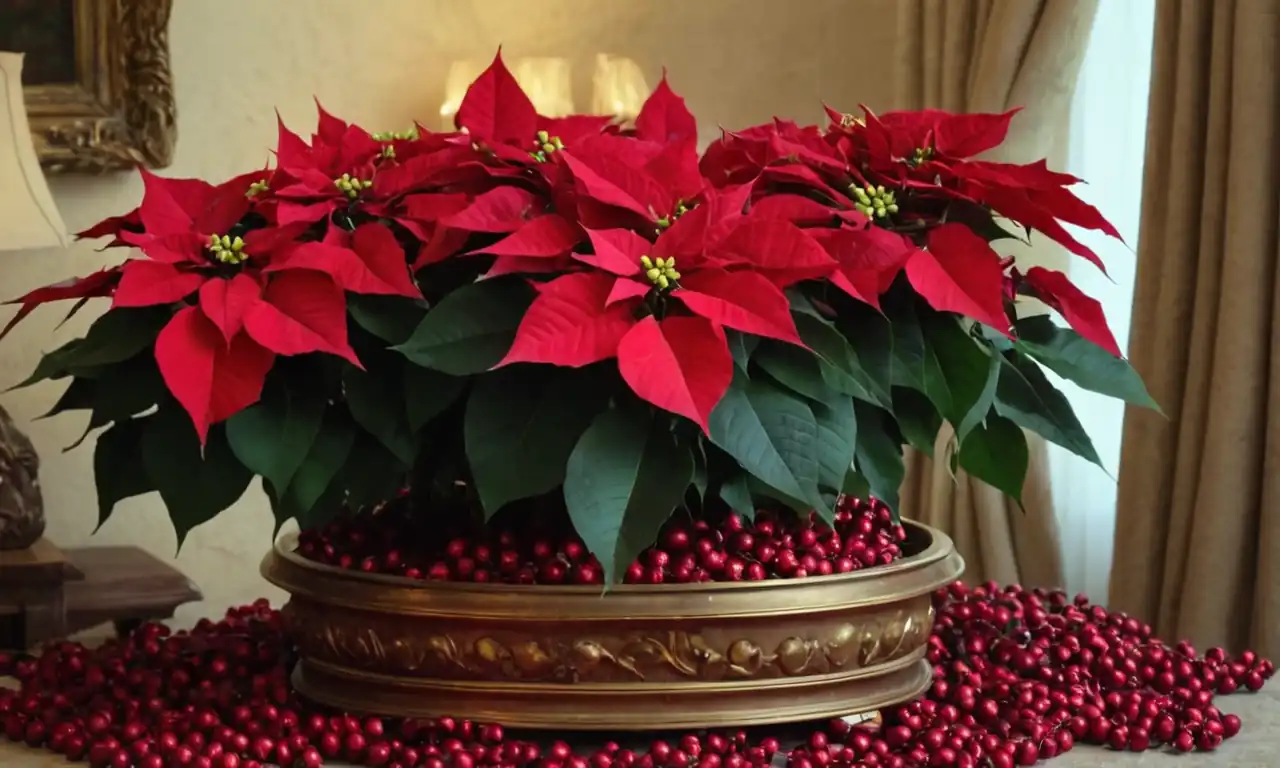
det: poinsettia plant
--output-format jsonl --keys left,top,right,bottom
{"left": 3, "top": 52, "right": 1155, "bottom": 583}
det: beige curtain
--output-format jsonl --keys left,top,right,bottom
{"left": 892, "top": 0, "right": 1099, "bottom": 587}
{"left": 1109, "top": 0, "right": 1280, "bottom": 658}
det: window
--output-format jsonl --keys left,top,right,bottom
{"left": 1050, "top": 0, "right": 1156, "bottom": 600}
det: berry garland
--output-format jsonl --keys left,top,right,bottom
{"left": 1, "top": 580, "right": 1270, "bottom": 767}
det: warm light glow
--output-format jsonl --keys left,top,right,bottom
{"left": 438, "top": 60, "right": 486, "bottom": 132}
{"left": 592, "top": 54, "right": 650, "bottom": 125}
{"left": 511, "top": 57, "right": 574, "bottom": 118}
{"left": 0, "top": 52, "right": 68, "bottom": 251}
{"left": 440, "top": 55, "right": 652, "bottom": 132}
{"left": 439, "top": 58, "right": 576, "bottom": 130}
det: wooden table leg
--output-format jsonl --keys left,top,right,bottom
{"left": 0, "top": 538, "right": 74, "bottom": 648}
{"left": 18, "top": 586, "right": 67, "bottom": 648}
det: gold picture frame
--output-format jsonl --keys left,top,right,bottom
{"left": 2, "top": 0, "right": 177, "bottom": 174}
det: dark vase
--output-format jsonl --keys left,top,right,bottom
{"left": 0, "top": 404, "right": 44, "bottom": 550}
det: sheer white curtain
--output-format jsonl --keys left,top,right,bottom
{"left": 1049, "top": 0, "right": 1156, "bottom": 600}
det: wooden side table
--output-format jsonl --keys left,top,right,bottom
{"left": 0, "top": 539, "right": 201, "bottom": 648}
{"left": 63, "top": 546, "right": 202, "bottom": 637}
{"left": 0, "top": 538, "right": 78, "bottom": 649}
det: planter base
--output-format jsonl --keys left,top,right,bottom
{"left": 291, "top": 653, "right": 930, "bottom": 731}
{"left": 264, "top": 520, "right": 963, "bottom": 731}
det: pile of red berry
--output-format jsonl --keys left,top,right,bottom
{"left": 295, "top": 497, "right": 906, "bottom": 585}
{"left": 1, "top": 580, "right": 1271, "bottom": 767}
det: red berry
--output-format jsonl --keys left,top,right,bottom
{"left": 574, "top": 563, "right": 602, "bottom": 585}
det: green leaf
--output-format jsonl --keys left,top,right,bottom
{"left": 262, "top": 475, "right": 344, "bottom": 539}
{"left": 852, "top": 401, "right": 905, "bottom": 517}
{"left": 564, "top": 407, "right": 693, "bottom": 584}
{"left": 394, "top": 279, "right": 533, "bottom": 375}
{"left": 946, "top": 200, "right": 1029, "bottom": 244}
{"left": 706, "top": 371, "right": 803, "bottom": 504}
{"left": 14, "top": 307, "right": 169, "bottom": 391}
{"left": 980, "top": 324, "right": 1015, "bottom": 353}
{"left": 836, "top": 304, "right": 895, "bottom": 407}
{"left": 709, "top": 373, "right": 825, "bottom": 516}
{"left": 70, "top": 307, "right": 170, "bottom": 369}
{"left": 11, "top": 339, "right": 87, "bottom": 389}
{"left": 841, "top": 468, "right": 871, "bottom": 498}
{"left": 718, "top": 472, "right": 756, "bottom": 519}
{"left": 260, "top": 478, "right": 294, "bottom": 539}
{"left": 960, "top": 356, "right": 1001, "bottom": 444}
{"left": 465, "top": 367, "right": 608, "bottom": 518}
{"left": 892, "top": 387, "right": 943, "bottom": 456}
{"left": 38, "top": 377, "right": 96, "bottom": 418}
{"left": 347, "top": 294, "right": 428, "bottom": 345}
{"left": 812, "top": 391, "right": 857, "bottom": 500}
{"left": 689, "top": 441, "right": 709, "bottom": 504}
{"left": 755, "top": 342, "right": 829, "bottom": 402}
{"left": 343, "top": 358, "right": 417, "bottom": 465}
{"left": 280, "top": 409, "right": 358, "bottom": 528}
{"left": 91, "top": 356, "right": 166, "bottom": 421}
{"left": 884, "top": 297, "right": 953, "bottom": 411}
{"left": 340, "top": 431, "right": 409, "bottom": 510}
{"left": 141, "top": 408, "right": 253, "bottom": 549}
{"left": 795, "top": 313, "right": 892, "bottom": 409}
{"left": 726, "top": 331, "right": 758, "bottom": 373}
{"left": 994, "top": 353, "right": 1102, "bottom": 465}
{"left": 921, "top": 312, "right": 1000, "bottom": 445}
{"left": 886, "top": 299, "right": 926, "bottom": 391}
{"left": 60, "top": 355, "right": 167, "bottom": 451}
{"left": 17, "top": 309, "right": 171, "bottom": 392}
{"left": 226, "top": 379, "right": 328, "bottom": 495}
{"left": 786, "top": 289, "right": 824, "bottom": 318}
{"left": 404, "top": 367, "right": 466, "bottom": 431}
{"left": 93, "top": 417, "right": 156, "bottom": 531}
{"left": 746, "top": 475, "right": 810, "bottom": 513}
{"left": 956, "top": 412, "right": 1029, "bottom": 506}
{"left": 1013, "top": 315, "right": 1160, "bottom": 412}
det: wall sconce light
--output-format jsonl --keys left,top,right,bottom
{"left": 439, "top": 57, "right": 576, "bottom": 131}
{"left": 438, "top": 60, "right": 486, "bottom": 132}
{"left": 592, "top": 54, "right": 649, "bottom": 126}
{"left": 438, "top": 54, "right": 654, "bottom": 131}
{"left": 511, "top": 57, "right": 574, "bottom": 118}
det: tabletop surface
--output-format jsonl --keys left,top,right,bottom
{"left": 3, "top": 686, "right": 1279, "bottom": 767}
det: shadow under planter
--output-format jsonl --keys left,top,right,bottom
{"left": 262, "top": 521, "right": 964, "bottom": 731}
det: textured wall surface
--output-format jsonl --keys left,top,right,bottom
{"left": 0, "top": 0, "right": 898, "bottom": 623}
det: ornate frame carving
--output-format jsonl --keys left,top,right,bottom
{"left": 22, "top": 0, "right": 176, "bottom": 174}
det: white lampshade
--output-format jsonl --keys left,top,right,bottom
{"left": 0, "top": 52, "right": 69, "bottom": 251}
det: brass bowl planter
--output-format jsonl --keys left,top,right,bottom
{"left": 261, "top": 520, "right": 964, "bottom": 731}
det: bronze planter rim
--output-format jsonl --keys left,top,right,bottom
{"left": 263, "top": 520, "right": 962, "bottom": 621}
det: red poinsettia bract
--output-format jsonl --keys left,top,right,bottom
{"left": 3, "top": 48, "right": 1129, "bottom": 444}
{"left": 455, "top": 51, "right": 615, "bottom": 168}
{"left": 497, "top": 193, "right": 810, "bottom": 431}
{"left": 483, "top": 72, "right": 831, "bottom": 432}
{"left": 7, "top": 163, "right": 421, "bottom": 443}
{"left": 700, "top": 103, "right": 1125, "bottom": 354}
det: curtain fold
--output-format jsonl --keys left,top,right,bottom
{"left": 1109, "top": 0, "right": 1280, "bottom": 658}
{"left": 891, "top": 0, "right": 1098, "bottom": 587}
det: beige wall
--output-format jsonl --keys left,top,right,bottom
{"left": 0, "top": 0, "right": 898, "bottom": 623}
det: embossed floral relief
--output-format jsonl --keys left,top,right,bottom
{"left": 283, "top": 599, "right": 935, "bottom": 684}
